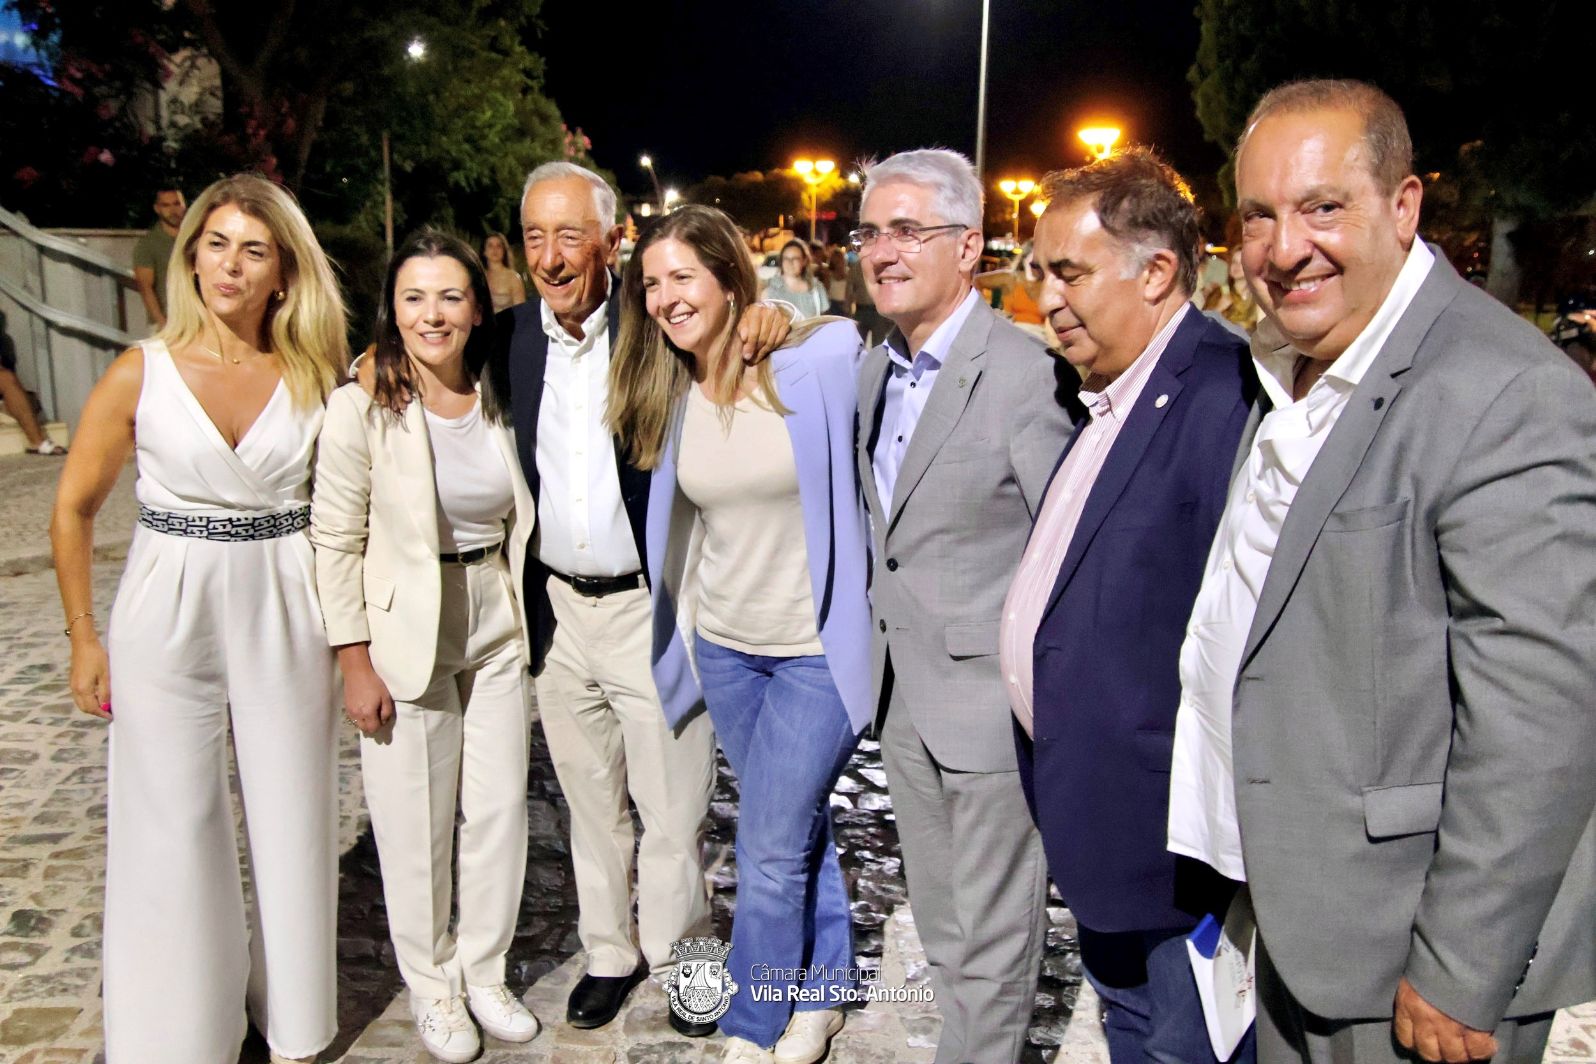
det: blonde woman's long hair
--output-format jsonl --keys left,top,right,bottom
{"left": 609, "top": 204, "right": 833, "bottom": 470}
{"left": 159, "top": 173, "right": 349, "bottom": 407}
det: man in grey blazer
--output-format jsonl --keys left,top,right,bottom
{"left": 854, "top": 148, "right": 1077, "bottom": 1064}
{"left": 1168, "top": 79, "right": 1596, "bottom": 1064}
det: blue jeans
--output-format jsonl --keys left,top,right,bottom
{"left": 1079, "top": 923, "right": 1258, "bottom": 1064}
{"left": 695, "top": 637, "right": 862, "bottom": 1048}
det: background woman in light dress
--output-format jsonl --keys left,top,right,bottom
{"left": 759, "top": 239, "right": 831, "bottom": 320}
{"left": 482, "top": 231, "right": 526, "bottom": 312}
{"left": 50, "top": 173, "right": 347, "bottom": 1064}
{"left": 310, "top": 229, "right": 540, "bottom": 1063}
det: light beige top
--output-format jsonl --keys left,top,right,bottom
{"left": 676, "top": 384, "right": 821, "bottom": 656}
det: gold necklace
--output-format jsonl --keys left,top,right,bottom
{"left": 199, "top": 343, "right": 267, "bottom": 365}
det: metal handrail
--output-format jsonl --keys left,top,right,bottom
{"left": 0, "top": 271, "right": 135, "bottom": 348}
{"left": 0, "top": 204, "right": 135, "bottom": 279}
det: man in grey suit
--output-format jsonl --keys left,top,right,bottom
{"left": 853, "top": 148, "right": 1076, "bottom": 1064}
{"left": 1167, "top": 79, "right": 1596, "bottom": 1064}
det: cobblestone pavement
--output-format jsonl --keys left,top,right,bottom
{"left": 0, "top": 561, "right": 1097, "bottom": 1063}
{"left": 1, "top": 455, "right": 1591, "bottom": 1063}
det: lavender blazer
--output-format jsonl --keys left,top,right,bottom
{"left": 645, "top": 319, "right": 874, "bottom": 734}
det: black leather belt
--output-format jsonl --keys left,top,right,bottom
{"left": 549, "top": 568, "right": 643, "bottom": 597}
{"left": 441, "top": 542, "right": 503, "bottom": 565}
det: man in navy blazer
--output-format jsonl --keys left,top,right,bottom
{"left": 1001, "top": 149, "right": 1257, "bottom": 1063}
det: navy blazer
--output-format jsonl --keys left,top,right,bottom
{"left": 490, "top": 280, "right": 650, "bottom": 674}
{"left": 1016, "top": 307, "right": 1256, "bottom": 934}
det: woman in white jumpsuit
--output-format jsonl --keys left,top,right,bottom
{"left": 51, "top": 174, "right": 348, "bottom": 1064}
{"left": 311, "top": 230, "right": 540, "bottom": 1063}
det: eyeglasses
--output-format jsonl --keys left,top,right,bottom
{"left": 848, "top": 223, "right": 968, "bottom": 253}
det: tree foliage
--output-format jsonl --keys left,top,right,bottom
{"left": 2, "top": 0, "right": 588, "bottom": 239}
{"left": 1189, "top": 0, "right": 1592, "bottom": 212}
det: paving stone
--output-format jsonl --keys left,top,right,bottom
{"left": 1, "top": 909, "right": 57, "bottom": 938}
{"left": 0, "top": 1006, "right": 80, "bottom": 1045}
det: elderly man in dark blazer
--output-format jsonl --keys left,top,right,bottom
{"left": 1006, "top": 148, "right": 1257, "bottom": 1063}
{"left": 1169, "top": 79, "right": 1596, "bottom": 1064}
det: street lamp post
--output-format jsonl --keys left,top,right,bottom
{"left": 998, "top": 178, "right": 1035, "bottom": 244}
{"left": 640, "top": 153, "right": 665, "bottom": 215}
{"left": 792, "top": 158, "right": 835, "bottom": 243}
{"left": 975, "top": 0, "right": 991, "bottom": 185}
{"left": 1077, "top": 126, "right": 1122, "bottom": 162}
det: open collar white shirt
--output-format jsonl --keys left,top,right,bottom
{"left": 872, "top": 287, "right": 980, "bottom": 512}
{"left": 534, "top": 288, "right": 641, "bottom": 577}
{"left": 1167, "top": 241, "right": 1435, "bottom": 881}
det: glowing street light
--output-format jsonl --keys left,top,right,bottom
{"left": 663, "top": 187, "right": 681, "bottom": 210}
{"left": 998, "top": 178, "right": 1035, "bottom": 243}
{"left": 1077, "top": 126, "right": 1122, "bottom": 161}
{"left": 406, "top": 37, "right": 427, "bottom": 61}
{"left": 639, "top": 152, "right": 665, "bottom": 214}
{"left": 793, "top": 158, "right": 836, "bottom": 242}
{"left": 1029, "top": 199, "right": 1047, "bottom": 219}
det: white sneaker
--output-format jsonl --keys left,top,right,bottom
{"left": 466, "top": 982, "right": 541, "bottom": 1043}
{"left": 722, "top": 1035, "right": 777, "bottom": 1063}
{"left": 410, "top": 993, "right": 481, "bottom": 1063}
{"left": 774, "top": 1008, "right": 844, "bottom": 1064}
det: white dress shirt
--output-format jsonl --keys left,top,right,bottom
{"left": 534, "top": 294, "right": 642, "bottom": 577}
{"left": 871, "top": 287, "right": 980, "bottom": 511}
{"left": 1167, "top": 241, "right": 1436, "bottom": 880}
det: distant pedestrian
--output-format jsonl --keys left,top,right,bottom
{"left": 0, "top": 310, "right": 63, "bottom": 454}
{"left": 50, "top": 173, "right": 347, "bottom": 1064}
{"left": 761, "top": 239, "right": 830, "bottom": 320}
{"left": 131, "top": 187, "right": 186, "bottom": 328}
{"left": 482, "top": 232, "right": 527, "bottom": 312}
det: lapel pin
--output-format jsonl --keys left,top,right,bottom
{"left": 1373, "top": 397, "right": 1385, "bottom": 410}
{"left": 958, "top": 376, "right": 968, "bottom": 388}
{"left": 1154, "top": 394, "right": 1169, "bottom": 408}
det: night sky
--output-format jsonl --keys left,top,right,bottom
{"left": 533, "top": 0, "right": 1226, "bottom": 200}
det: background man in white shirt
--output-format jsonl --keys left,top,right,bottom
{"left": 1168, "top": 79, "right": 1596, "bottom": 1064}
{"left": 491, "top": 162, "right": 791, "bottom": 1037}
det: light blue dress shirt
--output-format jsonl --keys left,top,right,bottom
{"left": 870, "top": 288, "right": 981, "bottom": 511}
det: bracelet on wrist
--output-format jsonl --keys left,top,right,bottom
{"left": 63, "top": 611, "right": 94, "bottom": 638}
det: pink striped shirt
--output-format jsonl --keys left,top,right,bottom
{"left": 1000, "top": 304, "right": 1190, "bottom": 735}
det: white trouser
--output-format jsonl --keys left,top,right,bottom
{"left": 360, "top": 555, "right": 532, "bottom": 999}
{"left": 104, "top": 533, "right": 338, "bottom": 1064}
{"left": 534, "top": 577, "right": 715, "bottom": 977}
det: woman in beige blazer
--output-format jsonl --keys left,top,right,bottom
{"left": 310, "top": 229, "right": 540, "bottom": 1063}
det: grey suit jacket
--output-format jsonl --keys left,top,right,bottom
{"left": 1232, "top": 252, "right": 1596, "bottom": 1028}
{"left": 857, "top": 299, "right": 1076, "bottom": 772}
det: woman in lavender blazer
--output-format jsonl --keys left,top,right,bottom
{"left": 607, "top": 205, "right": 872, "bottom": 1064}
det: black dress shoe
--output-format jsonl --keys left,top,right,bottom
{"left": 667, "top": 1009, "right": 718, "bottom": 1038}
{"left": 566, "top": 966, "right": 646, "bottom": 1029}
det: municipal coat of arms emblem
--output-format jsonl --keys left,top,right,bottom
{"left": 663, "top": 936, "right": 738, "bottom": 1023}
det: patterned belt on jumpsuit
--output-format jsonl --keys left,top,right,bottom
{"left": 137, "top": 504, "right": 311, "bottom": 542}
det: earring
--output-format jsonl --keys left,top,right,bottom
{"left": 274, "top": 290, "right": 286, "bottom": 302}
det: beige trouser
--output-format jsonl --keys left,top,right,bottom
{"left": 360, "top": 556, "right": 532, "bottom": 999}
{"left": 535, "top": 576, "right": 715, "bottom": 977}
